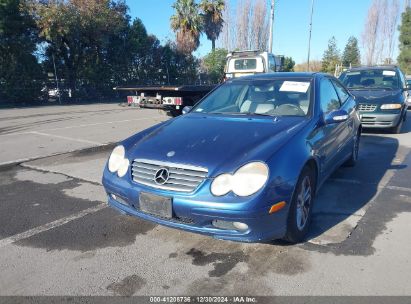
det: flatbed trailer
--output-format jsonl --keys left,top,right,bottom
{"left": 114, "top": 50, "right": 284, "bottom": 116}
{"left": 114, "top": 84, "right": 216, "bottom": 117}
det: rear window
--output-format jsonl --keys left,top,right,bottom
{"left": 234, "top": 59, "right": 257, "bottom": 70}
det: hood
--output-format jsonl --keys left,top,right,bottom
{"left": 126, "top": 113, "right": 308, "bottom": 176}
{"left": 349, "top": 88, "right": 403, "bottom": 104}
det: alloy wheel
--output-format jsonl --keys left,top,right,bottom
{"left": 296, "top": 176, "right": 312, "bottom": 231}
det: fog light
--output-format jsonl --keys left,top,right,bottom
{"left": 212, "top": 220, "right": 248, "bottom": 231}
{"left": 233, "top": 222, "right": 249, "bottom": 231}
{"left": 110, "top": 193, "right": 128, "bottom": 206}
{"left": 212, "top": 220, "right": 233, "bottom": 230}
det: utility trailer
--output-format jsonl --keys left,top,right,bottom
{"left": 114, "top": 84, "right": 216, "bottom": 117}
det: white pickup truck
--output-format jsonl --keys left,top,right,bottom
{"left": 224, "top": 50, "right": 284, "bottom": 80}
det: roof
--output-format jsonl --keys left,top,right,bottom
{"left": 346, "top": 65, "right": 399, "bottom": 71}
{"left": 229, "top": 72, "right": 321, "bottom": 81}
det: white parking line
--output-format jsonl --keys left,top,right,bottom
{"left": 0, "top": 204, "right": 107, "bottom": 248}
{"left": 329, "top": 178, "right": 411, "bottom": 193}
{"left": 40, "top": 116, "right": 165, "bottom": 132}
{"left": 0, "top": 116, "right": 164, "bottom": 137}
{"left": 329, "top": 178, "right": 367, "bottom": 185}
{"left": 30, "top": 131, "right": 102, "bottom": 145}
{"left": 385, "top": 185, "right": 411, "bottom": 193}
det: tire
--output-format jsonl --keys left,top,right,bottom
{"left": 344, "top": 128, "right": 360, "bottom": 167}
{"left": 283, "top": 166, "right": 316, "bottom": 243}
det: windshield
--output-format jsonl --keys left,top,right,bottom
{"left": 192, "top": 79, "right": 312, "bottom": 117}
{"left": 339, "top": 69, "right": 400, "bottom": 90}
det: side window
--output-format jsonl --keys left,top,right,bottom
{"left": 320, "top": 78, "right": 341, "bottom": 114}
{"left": 268, "top": 56, "right": 276, "bottom": 72}
{"left": 331, "top": 79, "right": 350, "bottom": 104}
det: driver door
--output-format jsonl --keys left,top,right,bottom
{"left": 318, "top": 77, "right": 345, "bottom": 176}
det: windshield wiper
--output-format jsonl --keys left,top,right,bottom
{"left": 349, "top": 86, "right": 396, "bottom": 91}
{"left": 232, "top": 112, "right": 274, "bottom": 117}
{"left": 208, "top": 111, "right": 274, "bottom": 117}
{"left": 348, "top": 87, "right": 368, "bottom": 90}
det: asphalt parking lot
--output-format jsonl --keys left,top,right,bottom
{"left": 1, "top": 103, "right": 411, "bottom": 296}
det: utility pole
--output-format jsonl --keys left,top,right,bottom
{"left": 307, "top": 0, "right": 315, "bottom": 71}
{"left": 52, "top": 54, "right": 61, "bottom": 105}
{"left": 268, "top": 0, "right": 275, "bottom": 53}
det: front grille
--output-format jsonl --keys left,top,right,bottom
{"left": 358, "top": 104, "right": 377, "bottom": 112}
{"left": 131, "top": 159, "right": 208, "bottom": 193}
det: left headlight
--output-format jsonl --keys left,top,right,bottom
{"left": 108, "top": 145, "right": 129, "bottom": 177}
{"left": 381, "top": 103, "right": 402, "bottom": 110}
{"left": 211, "top": 162, "right": 269, "bottom": 197}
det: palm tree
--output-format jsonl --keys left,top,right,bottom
{"left": 170, "top": 0, "right": 203, "bottom": 54}
{"left": 199, "top": 0, "right": 225, "bottom": 51}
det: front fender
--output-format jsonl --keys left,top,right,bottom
{"left": 266, "top": 129, "right": 317, "bottom": 187}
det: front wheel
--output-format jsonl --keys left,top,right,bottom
{"left": 283, "top": 166, "right": 316, "bottom": 243}
{"left": 344, "top": 129, "right": 360, "bottom": 167}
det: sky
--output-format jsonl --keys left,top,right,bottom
{"left": 126, "top": 0, "right": 403, "bottom": 64}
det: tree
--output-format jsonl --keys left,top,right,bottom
{"left": 282, "top": 57, "right": 295, "bottom": 72}
{"left": 321, "top": 37, "right": 340, "bottom": 74}
{"left": 0, "top": 0, "right": 43, "bottom": 103}
{"left": 398, "top": 7, "right": 411, "bottom": 74}
{"left": 199, "top": 0, "right": 224, "bottom": 51}
{"left": 294, "top": 60, "right": 322, "bottom": 72}
{"left": 170, "top": 0, "right": 203, "bottom": 54}
{"left": 362, "top": 0, "right": 381, "bottom": 65}
{"left": 382, "top": 0, "right": 400, "bottom": 64}
{"left": 202, "top": 48, "right": 227, "bottom": 83}
{"left": 361, "top": 0, "right": 400, "bottom": 65}
{"left": 30, "top": 0, "right": 132, "bottom": 98}
{"left": 218, "top": 0, "right": 269, "bottom": 51}
{"left": 342, "top": 36, "right": 361, "bottom": 67}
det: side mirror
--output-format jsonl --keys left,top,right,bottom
{"left": 182, "top": 106, "right": 192, "bottom": 115}
{"left": 325, "top": 109, "right": 349, "bottom": 124}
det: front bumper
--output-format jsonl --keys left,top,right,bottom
{"left": 102, "top": 168, "right": 293, "bottom": 242}
{"left": 360, "top": 111, "right": 402, "bottom": 128}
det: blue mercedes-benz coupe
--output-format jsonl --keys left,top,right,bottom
{"left": 102, "top": 73, "right": 361, "bottom": 243}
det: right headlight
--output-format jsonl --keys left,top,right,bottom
{"left": 210, "top": 162, "right": 269, "bottom": 197}
{"left": 108, "top": 145, "right": 125, "bottom": 173}
{"left": 381, "top": 103, "right": 402, "bottom": 110}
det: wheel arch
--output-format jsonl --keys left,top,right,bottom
{"left": 304, "top": 158, "right": 319, "bottom": 192}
